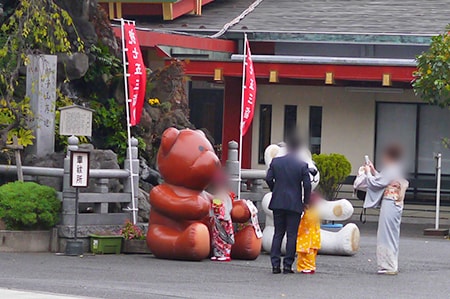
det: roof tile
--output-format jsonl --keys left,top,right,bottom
{"left": 139, "top": 0, "right": 449, "bottom": 35}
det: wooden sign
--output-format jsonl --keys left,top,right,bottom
{"left": 59, "top": 105, "right": 94, "bottom": 137}
{"left": 70, "top": 151, "right": 90, "bottom": 188}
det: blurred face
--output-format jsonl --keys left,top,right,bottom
{"left": 382, "top": 154, "right": 394, "bottom": 167}
{"left": 210, "top": 171, "right": 229, "bottom": 193}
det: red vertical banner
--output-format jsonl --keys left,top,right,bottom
{"left": 241, "top": 39, "right": 256, "bottom": 136}
{"left": 124, "top": 24, "right": 147, "bottom": 126}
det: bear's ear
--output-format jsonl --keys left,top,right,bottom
{"left": 298, "top": 147, "right": 313, "bottom": 161}
{"left": 195, "top": 129, "right": 206, "bottom": 137}
{"left": 264, "top": 144, "right": 283, "bottom": 167}
{"left": 160, "top": 127, "right": 180, "bottom": 155}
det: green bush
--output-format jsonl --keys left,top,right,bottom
{"left": 0, "top": 182, "right": 61, "bottom": 230}
{"left": 313, "top": 153, "right": 352, "bottom": 200}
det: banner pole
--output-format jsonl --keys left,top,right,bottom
{"left": 121, "top": 18, "right": 137, "bottom": 224}
{"left": 435, "top": 153, "right": 442, "bottom": 230}
{"left": 237, "top": 33, "right": 248, "bottom": 200}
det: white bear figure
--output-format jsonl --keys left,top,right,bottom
{"left": 320, "top": 223, "right": 360, "bottom": 255}
{"left": 261, "top": 192, "right": 284, "bottom": 254}
{"left": 261, "top": 143, "right": 360, "bottom": 256}
{"left": 264, "top": 143, "right": 320, "bottom": 190}
{"left": 316, "top": 198, "right": 354, "bottom": 221}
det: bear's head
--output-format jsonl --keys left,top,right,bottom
{"left": 264, "top": 142, "right": 320, "bottom": 190}
{"left": 157, "top": 128, "right": 220, "bottom": 190}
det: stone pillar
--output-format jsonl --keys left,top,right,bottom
{"left": 226, "top": 141, "right": 240, "bottom": 196}
{"left": 251, "top": 179, "right": 264, "bottom": 193}
{"left": 96, "top": 178, "right": 109, "bottom": 214}
{"left": 61, "top": 136, "right": 79, "bottom": 226}
{"left": 58, "top": 136, "right": 79, "bottom": 252}
{"left": 26, "top": 55, "right": 57, "bottom": 158}
{"left": 251, "top": 179, "right": 265, "bottom": 223}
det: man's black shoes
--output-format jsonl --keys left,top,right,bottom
{"left": 272, "top": 267, "right": 281, "bottom": 274}
{"left": 273, "top": 267, "right": 295, "bottom": 274}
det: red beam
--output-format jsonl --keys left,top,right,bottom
{"left": 167, "top": 0, "right": 214, "bottom": 20}
{"left": 222, "top": 77, "right": 252, "bottom": 168}
{"left": 183, "top": 60, "right": 416, "bottom": 83}
{"left": 99, "top": 3, "right": 162, "bottom": 16}
{"left": 100, "top": 1, "right": 216, "bottom": 20}
{"left": 250, "top": 42, "right": 276, "bottom": 55}
{"left": 122, "top": 4, "right": 162, "bottom": 16}
{"left": 113, "top": 27, "right": 237, "bottom": 53}
{"left": 170, "top": 0, "right": 196, "bottom": 20}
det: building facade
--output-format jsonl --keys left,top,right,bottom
{"left": 108, "top": 0, "right": 450, "bottom": 203}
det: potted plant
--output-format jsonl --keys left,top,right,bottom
{"left": 120, "top": 220, "right": 150, "bottom": 254}
{"left": 89, "top": 232, "right": 123, "bottom": 254}
{"left": 0, "top": 181, "right": 60, "bottom": 252}
{"left": 312, "top": 153, "right": 352, "bottom": 200}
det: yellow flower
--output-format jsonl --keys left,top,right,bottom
{"left": 427, "top": 69, "right": 432, "bottom": 75}
{"left": 148, "top": 98, "right": 160, "bottom": 106}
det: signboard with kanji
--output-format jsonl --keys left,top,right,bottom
{"left": 59, "top": 105, "right": 94, "bottom": 137}
{"left": 70, "top": 151, "right": 90, "bottom": 188}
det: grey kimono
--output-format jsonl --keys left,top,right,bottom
{"left": 364, "top": 164, "right": 408, "bottom": 273}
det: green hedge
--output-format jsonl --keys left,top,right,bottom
{"left": 0, "top": 182, "right": 61, "bottom": 230}
{"left": 313, "top": 153, "right": 352, "bottom": 200}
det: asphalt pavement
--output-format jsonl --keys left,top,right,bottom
{"left": 0, "top": 222, "right": 448, "bottom": 299}
{"left": 0, "top": 288, "right": 95, "bottom": 299}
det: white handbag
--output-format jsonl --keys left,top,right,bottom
{"left": 353, "top": 166, "right": 368, "bottom": 191}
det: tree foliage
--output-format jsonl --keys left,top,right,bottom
{"left": 413, "top": 25, "right": 450, "bottom": 108}
{"left": 313, "top": 153, "right": 352, "bottom": 200}
{"left": 91, "top": 98, "right": 146, "bottom": 165}
{"left": 0, "top": 0, "right": 82, "bottom": 151}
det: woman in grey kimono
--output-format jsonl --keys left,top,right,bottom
{"left": 364, "top": 144, "right": 408, "bottom": 275}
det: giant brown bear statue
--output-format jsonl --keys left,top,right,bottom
{"left": 230, "top": 199, "right": 262, "bottom": 260}
{"left": 147, "top": 128, "right": 220, "bottom": 261}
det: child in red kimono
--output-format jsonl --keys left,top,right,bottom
{"left": 210, "top": 193, "right": 234, "bottom": 262}
{"left": 296, "top": 193, "right": 321, "bottom": 273}
{"left": 210, "top": 170, "right": 235, "bottom": 262}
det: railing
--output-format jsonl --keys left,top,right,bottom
{"left": 0, "top": 165, "right": 64, "bottom": 177}
{"left": 342, "top": 175, "right": 450, "bottom": 204}
{"left": 0, "top": 165, "right": 129, "bottom": 178}
{"left": 0, "top": 137, "right": 139, "bottom": 232}
{"left": 226, "top": 141, "right": 266, "bottom": 223}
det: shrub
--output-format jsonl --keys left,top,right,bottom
{"left": 313, "top": 153, "right": 352, "bottom": 200}
{"left": 0, "top": 182, "right": 61, "bottom": 230}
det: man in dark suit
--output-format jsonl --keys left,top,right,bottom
{"left": 265, "top": 136, "right": 312, "bottom": 274}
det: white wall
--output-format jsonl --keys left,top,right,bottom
{"left": 251, "top": 85, "right": 420, "bottom": 174}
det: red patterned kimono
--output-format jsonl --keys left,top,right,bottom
{"left": 210, "top": 196, "right": 234, "bottom": 261}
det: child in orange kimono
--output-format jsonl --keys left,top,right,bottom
{"left": 296, "top": 194, "right": 321, "bottom": 274}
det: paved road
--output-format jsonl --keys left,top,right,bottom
{"left": 0, "top": 288, "right": 94, "bottom": 299}
{"left": 0, "top": 223, "right": 448, "bottom": 299}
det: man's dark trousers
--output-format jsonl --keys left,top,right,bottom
{"left": 270, "top": 209, "right": 302, "bottom": 269}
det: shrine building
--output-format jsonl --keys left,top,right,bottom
{"left": 103, "top": 0, "right": 450, "bottom": 203}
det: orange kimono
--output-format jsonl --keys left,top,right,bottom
{"left": 296, "top": 208, "right": 321, "bottom": 272}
